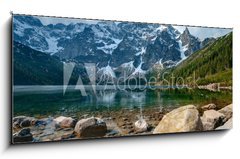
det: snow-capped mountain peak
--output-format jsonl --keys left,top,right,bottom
{"left": 13, "top": 15, "right": 214, "bottom": 82}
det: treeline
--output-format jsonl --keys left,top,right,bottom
{"left": 13, "top": 41, "right": 88, "bottom": 85}
{"left": 155, "top": 32, "right": 232, "bottom": 86}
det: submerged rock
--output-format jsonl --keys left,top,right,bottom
{"left": 74, "top": 117, "right": 107, "bottom": 138}
{"left": 54, "top": 116, "right": 76, "bottom": 128}
{"left": 153, "top": 105, "right": 203, "bottom": 134}
{"left": 201, "top": 110, "right": 225, "bottom": 130}
{"left": 134, "top": 119, "right": 148, "bottom": 133}
{"left": 35, "top": 117, "right": 54, "bottom": 126}
{"left": 34, "top": 119, "right": 48, "bottom": 126}
{"left": 13, "top": 128, "right": 33, "bottom": 143}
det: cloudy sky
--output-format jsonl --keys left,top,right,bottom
{"left": 36, "top": 16, "right": 232, "bottom": 40}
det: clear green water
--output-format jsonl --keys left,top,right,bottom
{"left": 13, "top": 86, "right": 232, "bottom": 117}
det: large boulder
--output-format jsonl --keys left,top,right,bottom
{"left": 201, "top": 110, "right": 225, "bottom": 130}
{"left": 13, "top": 128, "right": 33, "bottom": 143}
{"left": 54, "top": 116, "right": 76, "bottom": 128}
{"left": 216, "top": 118, "right": 233, "bottom": 130}
{"left": 218, "top": 104, "right": 232, "bottom": 122}
{"left": 13, "top": 116, "right": 35, "bottom": 128}
{"left": 153, "top": 105, "right": 203, "bottom": 134}
{"left": 134, "top": 119, "right": 148, "bottom": 133}
{"left": 74, "top": 117, "right": 107, "bottom": 138}
{"left": 201, "top": 103, "right": 216, "bottom": 111}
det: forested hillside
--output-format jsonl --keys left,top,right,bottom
{"left": 161, "top": 32, "right": 232, "bottom": 86}
{"left": 13, "top": 41, "right": 87, "bottom": 85}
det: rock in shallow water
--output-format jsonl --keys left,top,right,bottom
{"left": 201, "top": 110, "right": 225, "bottom": 130}
{"left": 74, "top": 117, "right": 107, "bottom": 138}
{"left": 54, "top": 116, "right": 76, "bottom": 128}
{"left": 153, "top": 105, "right": 203, "bottom": 134}
{"left": 134, "top": 119, "right": 148, "bottom": 133}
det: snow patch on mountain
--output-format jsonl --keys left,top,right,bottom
{"left": 14, "top": 19, "right": 32, "bottom": 37}
{"left": 72, "top": 24, "right": 85, "bottom": 33}
{"left": 156, "top": 25, "right": 167, "bottom": 32}
{"left": 182, "top": 44, "right": 188, "bottom": 52}
{"left": 98, "top": 63, "right": 116, "bottom": 78}
{"left": 97, "top": 38, "right": 122, "bottom": 54}
{"left": 131, "top": 56, "right": 146, "bottom": 76}
{"left": 155, "top": 58, "right": 164, "bottom": 68}
{"left": 121, "top": 61, "right": 135, "bottom": 68}
{"left": 13, "top": 15, "right": 211, "bottom": 75}
{"left": 45, "top": 37, "right": 64, "bottom": 54}
{"left": 178, "top": 40, "right": 187, "bottom": 60}
{"left": 97, "top": 43, "right": 118, "bottom": 54}
{"left": 135, "top": 47, "right": 146, "bottom": 56}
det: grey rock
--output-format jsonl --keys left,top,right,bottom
{"left": 218, "top": 104, "right": 232, "bottom": 122}
{"left": 13, "top": 116, "right": 35, "bottom": 128}
{"left": 74, "top": 117, "right": 107, "bottom": 138}
{"left": 54, "top": 116, "right": 76, "bottom": 128}
{"left": 201, "top": 110, "right": 225, "bottom": 130}
{"left": 216, "top": 118, "right": 233, "bottom": 130}
{"left": 180, "top": 27, "right": 201, "bottom": 56}
{"left": 134, "top": 119, "right": 148, "bottom": 133}
{"left": 153, "top": 105, "right": 203, "bottom": 134}
{"left": 13, "top": 128, "right": 33, "bottom": 143}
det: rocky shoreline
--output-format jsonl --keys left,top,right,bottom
{"left": 12, "top": 103, "right": 232, "bottom": 143}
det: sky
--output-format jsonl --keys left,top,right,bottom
{"left": 173, "top": 25, "right": 232, "bottom": 40}
{"left": 36, "top": 16, "right": 232, "bottom": 40}
{"left": 37, "top": 16, "right": 99, "bottom": 25}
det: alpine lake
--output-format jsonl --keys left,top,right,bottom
{"left": 13, "top": 85, "right": 232, "bottom": 118}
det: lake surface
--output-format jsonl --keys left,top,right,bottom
{"left": 13, "top": 85, "right": 232, "bottom": 117}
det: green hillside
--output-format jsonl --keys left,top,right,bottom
{"left": 161, "top": 32, "right": 232, "bottom": 86}
{"left": 13, "top": 41, "right": 87, "bottom": 85}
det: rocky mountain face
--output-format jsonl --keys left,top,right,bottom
{"left": 13, "top": 15, "right": 215, "bottom": 84}
{"left": 179, "top": 28, "right": 201, "bottom": 56}
{"left": 201, "top": 37, "right": 216, "bottom": 48}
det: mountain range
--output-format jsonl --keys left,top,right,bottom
{"left": 13, "top": 15, "right": 229, "bottom": 85}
